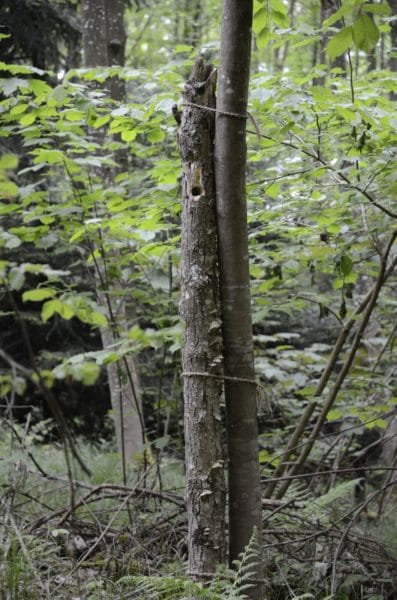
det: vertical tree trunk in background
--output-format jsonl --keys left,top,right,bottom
{"left": 214, "top": 1, "right": 263, "bottom": 597}
{"left": 106, "top": 0, "right": 126, "bottom": 101}
{"left": 390, "top": 0, "right": 397, "bottom": 72}
{"left": 183, "top": 0, "right": 202, "bottom": 47}
{"left": 275, "top": 0, "right": 296, "bottom": 71}
{"left": 318, "top": 0, "right": 346, "bottom": 81}
{"left": 382, "top": 0, "right": 397, "bottom": 479}
{"left": 82, "top": 0, "right": 144, "bottom": 465}
{"left": 389, "top": 0, "right": 397, "bottom": 101}
{"left": 81, "top": 0, "right": 108, "bottom": 66}
{"left": 179, "top": 59, "right": 225, "bottom": 581}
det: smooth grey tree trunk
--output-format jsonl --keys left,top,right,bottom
{"left": 81, "top": 0, "right": 144, "bottom": 465}
{"left": 179, "top": 59, "right": 226, "bottom": 580}
{"left": 214, "top": 1, "right": 263, "bottom": 598}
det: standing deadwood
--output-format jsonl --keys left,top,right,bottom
{"left": 82, "top": 0, "right": 145, "bottom": 465}
{"left": 179, "top": 59, "right": 226, "bottom": 580}
{"left": 214, "top": 1, "right": 263, "bottom": 597}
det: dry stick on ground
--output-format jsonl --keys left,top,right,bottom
{"left": 56, "top": 482, "right": 184, "bottom": 526}
{"left": 264, "top": 232, "right": 397, "bottom": 499}
{"left": 53, "top": 465, "right": 164, "bottom": 592}
{"left": 330, "top": 480, "right": 397, "bottom": 596}
{"left": 274, "top": 233, "right": 397, "bottom": 500}
{"left": 262, "top": 479, "right": 397, "bottom": 554}
{"left": 23, "top": 469, "right": 184, "bottom": 533}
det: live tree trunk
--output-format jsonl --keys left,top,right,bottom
{"left": 82, "top": 0, "right": 144, "bottom": 465}
{"left": 390, "top": 0, "right": 397, "bottom": 73}
{"left": 179, "top": 59, "right": 226, "bottom": 581}
{"left": 318, "top": 0, "right": 346, "bottom": 83}
{"left": 183, "top": 0, "right": 202, "bottom": 47}
{"left": 214, "top": 1, "right": 263, "bottom": 597}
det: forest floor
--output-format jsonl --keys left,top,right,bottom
{"left": 0, "top": 422, "right": 396, "bottom": 599}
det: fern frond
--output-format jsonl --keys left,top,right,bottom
{"left": 115, "top": 573, "right": 238, "bottom": 599}
{"left": 302, "top": 478, "right": 362, "bottom": 522}
{"left": 231, "top": 527, "right": 263, "bottom": 597}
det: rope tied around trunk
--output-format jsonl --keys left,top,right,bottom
{"left": 181, "top": 101, "right": 261, "bottom": 141}
{"left": 181, "top": 371, "right": 268, "bottom": 413}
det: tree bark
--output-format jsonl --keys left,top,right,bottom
{"left": 316, "top": 0, "right": 346, "bottom": 85}
{"left": 179, "top": 59, "right": 226, "bottom": 580}
{"left": 389, "top": 0, "right": 397, "bottom": 73}
{"left": 183, "top": 0, "right": 202, "bottom": 47}
{"left": 81, "top": 0, "right": 144, "bottom": 465}
{"left": 105, "top": 0, "right": 126, "bottom": 102}
{"left": 214, "top": 1, "right": 263, "bottom": 597}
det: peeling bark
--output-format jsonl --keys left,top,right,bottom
{"left": 179, "top": 59, "right": 226, "bottom": 579}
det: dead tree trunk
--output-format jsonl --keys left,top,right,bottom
{"left": 178, "top": 59, "right": 226, "bottom": 580}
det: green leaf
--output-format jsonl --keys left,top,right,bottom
{"left": 352, "top": 13, "right": 380, "bottom": 52}
{"left": 1, "top": 181, "right": 19, "bottom": 198}
{"left": 19, "top": 113, "right": 36, "bottom": 127}
{"left": 33, "top": 149, "right": 64, "bottom": 165}
{"left": 42, "top": 299, "right": 61, "bottom": 321}
{"left": 328, "top": 409, "right": 343, "bottom": 421}
{"left": 323, "top": 4, "right": 351, "bottom": 28}
{"left": 8, "top": 267, "right": 25, "bottom": 291}
{"left": 271, "top": 10, "right": 290, "bottom": 28}
{"left": 4, "top": 232, "right": 21, "bottom": 248}
{"left": 51, "top": 85, "right": 70, "bottom": 103}
{"left": 327, "top": 26, "right": 353, "bottom": 59}
{"left": 147, "top": 127, "right": 165, "bottom": 143}
{"left": 121, "top": 129, "right": 137, "bottom": 142}
{"left": 253, "top": 6, "right": 268, "bottom": 34}
{"left": 22, "top": 288, "right": 57, "bottom": 302}
{"left": 257, "top": 26, "right": 271, "bottom": 49}
{"left": 0, "top": 153, "right": 19, "bottom": 169}
{"left": 363, "top": 3, "right": 391, "bottom": 16}
{"left": 292, "top": 35, "right": 321, "bottom": 49}
{"left": 93, "top": 115, "right": 110, "bottom": 128}
{"left": 79, "top": 362, "right": 101, "bottom": 386}
{"left": 63, "top": 109, "right": 85, "bottom": 122}
{"left": 29, "top": 79, "right": 51, "bottom": 97}
{"left": 270, "top": 0, "right": 288, "bottom": 14}
{"left": 89, "top": 311, "right": 108, "bottom": 327}
{"left": 10, "top": 103, "right": 29, "bottom": 116}
{"left": 339, "top": 254, "right": 353, "bottom": 276}
{"left": 42, "top": 299, "right": 74, "bottom": 322}
{"left": 1, "top": 77, "right": 29, "bottom": 95}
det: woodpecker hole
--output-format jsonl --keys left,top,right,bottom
{"left": 191, "top": 185, "right": 203, "bottom": 197}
